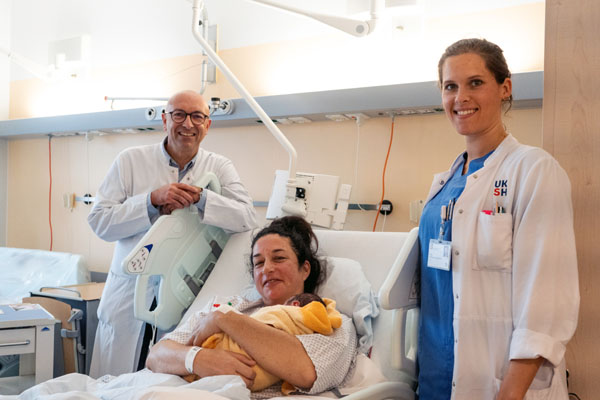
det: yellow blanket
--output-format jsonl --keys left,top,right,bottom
{"left": 189, "top": 298, "right": 341, "bottom": 393}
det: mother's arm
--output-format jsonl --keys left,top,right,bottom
{"left": 146, "top": 338, "right": 257, "bottom": 387}
{"left": 190, "top": 310, "right": 317, "bottom": 389}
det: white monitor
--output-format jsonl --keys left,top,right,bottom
{"left": 266, "top": 170, "right": 351, "bottom": 230}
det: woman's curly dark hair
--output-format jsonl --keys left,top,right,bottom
{"left": 249, "top": 216, "right": 325, "bottom": 294}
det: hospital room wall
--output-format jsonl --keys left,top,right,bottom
{"left": 0, "top": 140, "right": 6, "bottom": 246}
{"left": 0, "top": 0, "right": 9, "bottom": 245}
{"left": 5, "top": 108, "right": 542, "bottom": 272}
{"left": 544, "top": 0, "right": 600, "bottom": 397}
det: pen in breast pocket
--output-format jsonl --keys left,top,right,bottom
{"left": 493, "top": 202, "right": 506, "bottom": 214}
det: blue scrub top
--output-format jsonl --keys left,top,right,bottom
{"left": 417, "top": 151, "right": 492, "bottom": 399}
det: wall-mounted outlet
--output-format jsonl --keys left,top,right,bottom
{"left": 288, "top": 117, "right": 312, "bottom": 124}
{"left": 63, "top": 193, "right": 75, "bottom": 211}
{"left": 274, "top": 118, "right": 294, "bottom": 125}
{"left": 325, "top": 114, "right": 350, "bottom": 122}
{"left": 145, "top": 106, "right": 165, "bottom": 121}
{"left": 379, "top": 200, "right": 393, "bottom": 215}
{"left": 209, "top": 98, "right": 234, "bottom": 116}
{"left": 345, "top": 112, "right": 370, "bottom": 121}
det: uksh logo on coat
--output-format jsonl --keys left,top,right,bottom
{"left": 494, "top": 180, "right": 508, "bottom": 196}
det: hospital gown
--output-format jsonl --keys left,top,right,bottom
{"left": 163, "top": 295, "right": 358, "bottom": 399}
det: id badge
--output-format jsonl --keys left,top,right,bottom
{"left": 428, "top": 239, "right": 452, "bottom": 271}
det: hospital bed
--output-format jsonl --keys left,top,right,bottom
{"left": 11, "top": 227, "right": 419, "bottom": 400}
{"left": 0, "top": 247, "right": 89, "bottom": 306}
{"left": 183, "top": 227, "right": 420, "bottom": 400}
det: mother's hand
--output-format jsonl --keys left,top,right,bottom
{"left": 186, "top": 311, "right": 222, "bottom": 347}
{"left": 146, "top": 337, "right": 257, "bottom": 389}
{"left": 193, "top": 348, "right": 257, "bottom": 388}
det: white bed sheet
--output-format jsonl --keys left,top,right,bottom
{"left": 2, "top": 354, "right": 385, "bottom": 400}
{"left": 3, "top": 371, "right": 248, "bottom": 400}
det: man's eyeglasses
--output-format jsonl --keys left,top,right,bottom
{"left": 167, "top": 110, "right": 209, "bottom": 125}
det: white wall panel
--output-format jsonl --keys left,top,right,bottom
{"left": 0, "top": 0, "right": 11, "bottom": 245}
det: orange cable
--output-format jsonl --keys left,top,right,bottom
{"left": 49, "top": 136, "right": 53, "bottom": 251}
{"left": 372, "top": 117, "right": 395, "bottom": 232}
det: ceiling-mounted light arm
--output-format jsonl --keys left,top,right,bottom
{"left": 248, "top": 0, "right": 384, "bottom": 37}
{"left": 197, "top": 2, "right": 210, "bottom": 94}
{"left": 191, "top": 0, "right": 298, "bottom": 180}
{"left": 0, "top": 46, "right": 52, "bottom": 81}
{"left": 369, "top": 0, "right": 384, "bottom": 23}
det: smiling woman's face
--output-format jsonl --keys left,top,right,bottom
{"left": 441, "top": 52, "right": 511, "bottom": 139}
{"left": 252, "top": 234, "right": 310, "bottom": 306}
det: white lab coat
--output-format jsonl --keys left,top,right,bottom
{"left": 424, "top": 135, "right": 579, "bottom": 399}
{"left": 88, "top": 142, "right": 257, "bottom": 378}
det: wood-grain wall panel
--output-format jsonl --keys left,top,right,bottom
{"left": 543, "top": 0, "right": 600, "bottom": 397}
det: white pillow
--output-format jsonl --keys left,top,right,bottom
{"left": 318, "top": 256, "right": 379, "bottom": 354}
{"left": 240, "top": 256, "right": 379, "bottom": 354}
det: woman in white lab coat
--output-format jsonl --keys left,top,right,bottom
{"left": 417, "top": 38, "right": 579, "bottom": 400}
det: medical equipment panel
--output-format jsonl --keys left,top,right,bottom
{"left": 123, "top": 173, "right": 229, "bottom": 331}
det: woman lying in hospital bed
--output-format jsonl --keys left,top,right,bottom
{"left": 147, "top": 216, "right": 361, "bottom": 398}
{"left": 13, "top": 216, "right": 386, "bottom": 400}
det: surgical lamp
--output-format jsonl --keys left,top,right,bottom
{"left": 190, "top": 0, "right": 382, "bottom": 228}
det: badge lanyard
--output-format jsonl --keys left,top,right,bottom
{"left": 427, "top": 199, "right": 455, "bottom": 271}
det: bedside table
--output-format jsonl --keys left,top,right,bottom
{"left": 0, "top": 304, "right": 56, "bottom": 390}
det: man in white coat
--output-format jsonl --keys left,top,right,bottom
{"left": 88, "top": 90, "right": 258, "bottom": 377}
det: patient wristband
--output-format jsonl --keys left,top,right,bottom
{"left": 185, "top": 346, "right": 202, "bottom": 374}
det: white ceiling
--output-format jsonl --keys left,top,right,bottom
{"left": 4, "top": 0, "right": 544, "bottom": 81}
{"left": 206, "top": 0, "right": 544, "bottom": 49}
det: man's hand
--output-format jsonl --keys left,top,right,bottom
{"left": 159, "top": 204, "right": 176, "bottom": 215}
{"left": 151, "top": 183, "right": 201, "bottom": 214}
{"left": 193, "top": 348, "right": 257, "bottom": 388}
